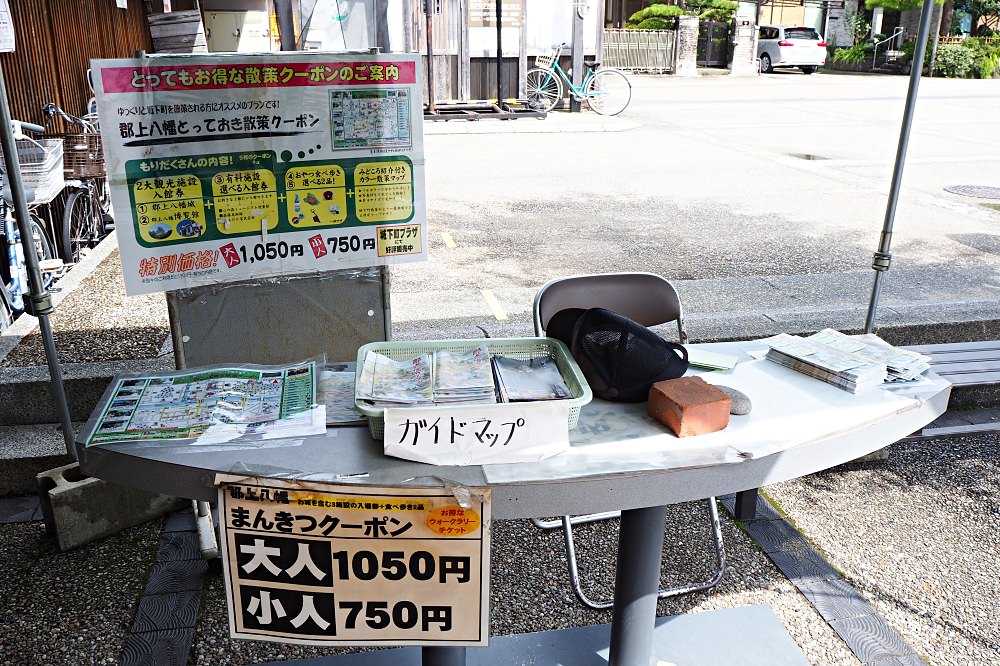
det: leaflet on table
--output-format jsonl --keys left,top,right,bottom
{"left": 357, "top": 346, "right": 497, "bottom": 406}
{"left": 86, "top": 358, "right": 326, "bottom": 446}
{"left": 92, "top": 52, "right": 426, "bottom": 296}
{"left": 319, "top": 363, "right": 366, "bottom": 426}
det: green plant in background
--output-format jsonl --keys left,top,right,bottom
{"left": 626, "top": 0, "right": 739, "bottom": 28}
{"left": 933, "top": 43, "right": 976, "bottom": 76}
{"left": 840, "top": 7, "right": 872, "bottom": 45}
{"left": 963, "top": 37, "right": 1000, "bottom": 77}
{"left": 626, "top": 1, "right": 684, "bottom": 28}
{"left": 686, "top": 0, "right": 739, "bottom": 22}
{"left": 833, "top": 43, "right": 869, "bottom": 63}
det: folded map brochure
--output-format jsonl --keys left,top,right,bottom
{"left": 319, "top": 364, "right": 366, "bottom": 426}
{"left": 491, "top": 355, "right": 573, "bottom": 402}
{"left": 762, "top": 329, "right": 930, "bottom": 394}
{"left": 357, "top": 345, "right": 496, "bottom": 407}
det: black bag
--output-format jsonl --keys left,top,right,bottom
{"left": 547, "top": 307, "right": 689, "bottom": 402}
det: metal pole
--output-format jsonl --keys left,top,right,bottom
{"left": 422, "top": 647, "right": 467, "bottom": 666}
{"left": 863, "top": 0, "right": 937, "bottom": 334}
{"left": 273, "top": 0, "right": 297, "bottom": 51}
{"left": 0, "top": 65, "right": 76, "bottom": 458}
{"left": 425, "top": 0, "right": 437, "bottom": 114}
{"left": 570, "top": 4, "right": 584, "bottom": 112}
{"left": 609, "top": 505, "right": 668, "bottom": 665}
{"left": 496, "top": 0, "right": 506, "bottom": 110}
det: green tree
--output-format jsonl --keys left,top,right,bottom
{"left": 864, "top": 0, "right": 944, "bottom": 10}
{"left": 626, "top": 0, "right": 739, "bottom": 28}
{"left": 952, "top": 0, "right": 1000, "bottom": 33}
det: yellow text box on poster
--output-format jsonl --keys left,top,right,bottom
{"left": 212, "top": 169, "right": 279, "bottom": 234}
{"left": 357, "top": 183, "right": 413, "bottom": 223}
{"left": 135, "top": 199, "right": 208, "bottom": 243}
{"left": 354, "top": 161, "right": 413, "bottom": 223}
{"left": 132, "top": 174, "right": 203, "bottom": 205}
{"left": 285, "top": 165, "right": 348, "bottom": 227}
{"left": 377, "top": 224, "right": 422, "bottom": 257}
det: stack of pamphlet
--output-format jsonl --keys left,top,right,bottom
{"left": 762, "top": 331, "right": 888, "bottom": 394}
{"left": 491, "top": 355, "right": 573, "bottom": 402}
{"left": 807, "top": 329, "right": 930, "bottom": 383}
{"left": 357, "top": 346, "right": 497, "bottom": 407}
{"left": 432, "top": 346, "right": 497, "bottom": 405}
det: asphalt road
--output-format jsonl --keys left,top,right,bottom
{"left": 391, "top": 72, "right": 1000, "bottom": 340}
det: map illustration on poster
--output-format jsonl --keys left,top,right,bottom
{"left": 92, "top": 53, "right": 426, "bottom": 295}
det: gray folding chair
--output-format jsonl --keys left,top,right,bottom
{"left": 533, "top": 272, "right": 726, "bottom": 610}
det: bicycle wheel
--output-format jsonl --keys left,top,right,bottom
{"left": 29, "top": 216, "right": 54, "bottom": 262}
{"left": 61, "top": 187, "right": 103, "bottom": 263}
{"left": 585, "top": 69, "right": 631, "bottom": 116}
{"left": 526, "top": 68, "right": 563, "bottom": 112}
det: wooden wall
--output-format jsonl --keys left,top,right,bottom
{"left": 0, "top": 0, "right": 152, "bottom": 130}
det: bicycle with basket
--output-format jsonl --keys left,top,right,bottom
{"left": 0, "top": 121, "right": 60, "bottom": 325}
{"left": 526, "top": 43, "right": 632, "bottom": 116}
{"left": 43, "top": 102, "right": 113, "bottom": 264}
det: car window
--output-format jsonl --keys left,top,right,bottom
{"left": 784, "top": 28, "right": 820, "bottom": 40}
{"left": 759, "top": 27, "right": 779, "bottom": 39}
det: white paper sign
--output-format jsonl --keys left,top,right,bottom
{"left": 0, "top": 0, "right": 15, "bottom": 53}
{"left": 217, "top": 478, "right": 491, "bottom": 646}
{"left": 91, "top": 52, "right": 426, "bottom": 295}
{"left": 383, "top": 402, "right": 571, "bottom": 465}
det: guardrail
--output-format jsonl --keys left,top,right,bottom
{"left": 602, "top": 29, "right": 676, "bottom": 73}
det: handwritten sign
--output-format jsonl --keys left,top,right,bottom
{"left": 383, "top": 402, "right": 571, "bottom": 465}
{"left": 218, "top": 478, "right": 491, "bottom": 646}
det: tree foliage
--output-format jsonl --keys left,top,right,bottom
{"left": 626, "top": 0, "right": 739, "bottom": 27}
{"left": 864, "top": 0, "right": 944, "bottom": 10}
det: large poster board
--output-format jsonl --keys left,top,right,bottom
{"left": 218, "top": 479, "right": 491, "bottom": 646}
{"left": 92, "top": 53, "right": 426, "bottom": 296}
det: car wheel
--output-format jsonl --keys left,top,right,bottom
{"left": 760, "top": 54, "right": 772, "bottom": 73}
{"left": 800, "top": 66, "right": 817, "bottom": 74}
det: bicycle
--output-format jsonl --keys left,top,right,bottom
{"left": 42, "top": 102, "right": 112, "bottom": 264}
{"left": 526, "top": 43, "right": 632, "bottom": 116}
{"left": 0, "top": 121, "right": 58, "bottom": 326}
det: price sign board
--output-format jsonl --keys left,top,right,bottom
{"left": 91, "top": 52, "right": 426, "bottom": 295}
{"left": 218, "top": 478, "right": 491, "bottom": 646}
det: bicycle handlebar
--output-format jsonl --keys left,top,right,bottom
{"left": 42, "top": 102, "right": 93, "bottom": 131}
{"left": 17, "top": 121, "right": 45, "bottom": 134}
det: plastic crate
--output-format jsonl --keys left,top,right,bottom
{"left": 0, "top": 138, "right": 64, "bottom": 204}
{"left": 61, "top": 133, "right": 105, "bottom": 179}
{"left": 355, "top": 337, "right": 593, "bottom": 440}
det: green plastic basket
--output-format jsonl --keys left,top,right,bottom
{"left": 355, "top": 337, "right": 593, "bottom": 440}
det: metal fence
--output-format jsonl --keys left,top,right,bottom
{"left": 602, "top": 29, "right": 676, "bottom": 73}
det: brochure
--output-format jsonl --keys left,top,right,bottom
{"left": 492, "top": 355, "right": 572, "bottom": 402}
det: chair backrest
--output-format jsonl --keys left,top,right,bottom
{"left": 533, "top": 272, "right": 687, "bottom": 343}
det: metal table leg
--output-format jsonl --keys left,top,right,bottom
{"left": 421, "top": 647, "right": 466, "bottom": 665}
{"left": 609, "top": 505, "right": 669, "bottom": 666}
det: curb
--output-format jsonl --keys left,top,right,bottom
{"left": 719, "top": 493, "right": 928, "bottom": 665}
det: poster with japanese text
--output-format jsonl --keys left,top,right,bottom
{"left": 217, "top": 479, "right": 491, "bottom": 646}
{"left": 92, "top": 53, "right": 426, "bottom": 296}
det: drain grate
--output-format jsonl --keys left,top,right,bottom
{"left": 945, "top": 185, "right": 1000, "bottom": 199}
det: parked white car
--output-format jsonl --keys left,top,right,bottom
{"left": 757, "top": 25, "right": 827, "bottom": 74}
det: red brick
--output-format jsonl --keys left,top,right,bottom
{"left": 648, "top": 376, "right": 731, "bottom": 437}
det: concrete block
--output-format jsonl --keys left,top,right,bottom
{"left": 36, "top": 462, "right": 185, "bottom": 551}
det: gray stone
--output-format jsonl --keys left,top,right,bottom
{"left": 717, "top": 385, "right": 752, "bottom": 415}
{"left": 36, "top": 462, "right": 185, "bottom": 551}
